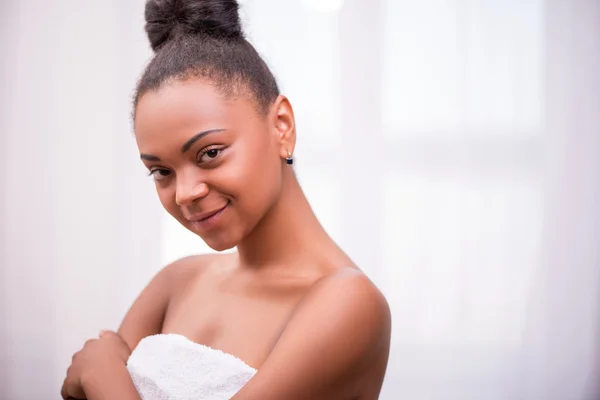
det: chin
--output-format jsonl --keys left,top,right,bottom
{"left": 201, "top": 234, "right": 240, "bottom": 253}
{"left": 206, "top": 241, "right": 237, "bottom": 252}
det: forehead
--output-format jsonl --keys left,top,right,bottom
{"left": 134, "top": 78, "right": 259, "bottom": 140}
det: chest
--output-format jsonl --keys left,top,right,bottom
{"left": 161, "top": 273, "right": 309, "bottom": 369}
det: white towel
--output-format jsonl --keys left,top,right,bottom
{"left": 127, "top": 334, "right": 257, "bottom": 400}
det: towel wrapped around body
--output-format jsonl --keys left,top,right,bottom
{"left": 126, "top": 334, "right": 257, "bottom": 400}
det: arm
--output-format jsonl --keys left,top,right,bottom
{"left": 82, "top": 257, "right": 201, "bottom": 398}
{"left": 231, "top": 269, "right": 391, "bottom": 400}
{"left": 81, "top": 361, "right": 142, "bottom": 400}
{"left": 62, "top": 331, "right": 142, "bottom": 400}
{"left": 62, "top": 256, "right": 202, "bottom": 400}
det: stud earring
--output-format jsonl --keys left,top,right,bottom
{"left": 285, "top": 151, "right": 294, "bottom": 165}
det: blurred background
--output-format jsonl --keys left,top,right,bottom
{"left": 1, "top": 0, "right": 599, "bottom": 398}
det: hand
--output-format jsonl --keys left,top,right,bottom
{"left": 61, "top": 330, "right": 132, "bottom": 400}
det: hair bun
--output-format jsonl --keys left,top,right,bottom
{"left": 145, "top": 0, "right": 243, "bottom": 51}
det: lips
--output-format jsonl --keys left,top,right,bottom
{"left": 187, "top": 202, "right": 229, "bottom": 222}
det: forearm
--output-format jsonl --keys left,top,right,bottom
{"left": 82, "top": 363, "right": 141, "bottom": 400}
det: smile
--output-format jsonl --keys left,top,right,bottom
{"left": 189, "top": 201, "right": 229, "bottom": 231}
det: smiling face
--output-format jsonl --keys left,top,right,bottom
{"left": 134, "top": 79, "right": 292, "bottom": 251}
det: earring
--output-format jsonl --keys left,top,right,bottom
{"left": 285, "top": 151, "right": 294, "bottom": 165}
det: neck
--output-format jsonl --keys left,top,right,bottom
{"left": 236, "top": 169, "right": 337, "bottom": 269}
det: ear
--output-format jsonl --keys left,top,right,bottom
{"left": 269, "top": 95, "right": 296, "bottom": 161}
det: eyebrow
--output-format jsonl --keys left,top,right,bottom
{"left": 181, "top": 128, "right": 225, "bottom": 153}
{"left": 140, "top": 128, "right": 226, "bottom": 162}
{"left": 140, "top": 154, "right": 161, "bottom": 161}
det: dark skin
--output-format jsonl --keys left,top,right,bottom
{"left": 61, "top": 78, "right": 391, "bottom": 400}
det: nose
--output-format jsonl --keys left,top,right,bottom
{"left": 175, "top": 174, "right": 209, "bottom": 206}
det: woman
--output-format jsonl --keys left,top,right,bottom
{"left": 61, "top": 0, "right": 391, "bottom": 399}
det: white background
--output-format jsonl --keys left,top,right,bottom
{"left": 2, "top": 0, "right": 600, "bottom": 398}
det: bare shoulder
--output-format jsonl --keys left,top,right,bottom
{"left": 300, "top": 267, "right": 391, "bottom": 356}
{"left": 309, "top": 267, "right": 390, "bottom": 319}
{"left": 159, "top": 253, "right": 222, "bottom": 289}
{"left": 232, "top": 267, "right": 391, "bottom": 400}
{"left": 117, "top": 253, "right": 224, "bottom": 351}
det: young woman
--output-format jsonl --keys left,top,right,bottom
{"left": 61, "top": 0, "right": 391, "bottom": 399}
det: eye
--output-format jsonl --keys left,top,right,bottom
{"left": 198, "top": 146, "right": 224, "bottom": 164}
{"left": 148, "top": 168, "right": 171, "bottom": 181}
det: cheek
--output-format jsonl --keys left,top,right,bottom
{"left": 237, "top": 152, "right": 281, "bottom": 212}
{"left": 220, "top": 142, "right": 282, "bottom": 216}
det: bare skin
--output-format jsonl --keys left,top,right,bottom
{"left": 61, "top": 78, "right": 391, "bottom": 400}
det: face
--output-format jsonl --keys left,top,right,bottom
{"left": 134, "top": 79, "right": 294, "bottom": 251}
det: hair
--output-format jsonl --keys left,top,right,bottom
{"left": 134, "top": 0, "right": 280, "bottom": 115}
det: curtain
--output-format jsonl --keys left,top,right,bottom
{"left": 1, "top": 0, "right": 599, "bottom": 398}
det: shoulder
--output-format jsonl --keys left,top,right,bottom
{"left": 308, "top": 268, "right": 389, "bottom": 316}
{"left": 155, "top": 252, "right": 226, "bottom": 290}
{"left": 299, "top": 268, "right": 390, "bottom": 336}
{"left": 232, "top": 267, "right": 391, "bottom": 400}
{"left": 296, "top": 267, "right": 391, "bottom": 368}
{"left": 298, "top": 267, "right": 391, "bottom": 354}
